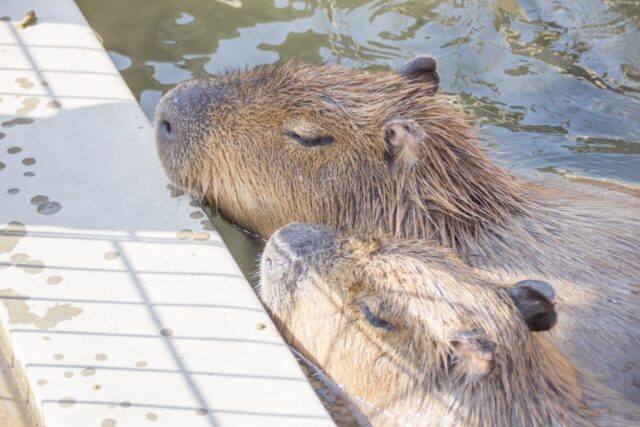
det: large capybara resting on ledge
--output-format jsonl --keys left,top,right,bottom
{"left": 154, "top": 57, "right": 640, "bottom": 414}
{"left": 260, "top": 222, "right": 617, "bottom": 426}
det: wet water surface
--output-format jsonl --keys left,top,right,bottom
{"left": 76, "top": 0, "right": 639, "bottom": 424}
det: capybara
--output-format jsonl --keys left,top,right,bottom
{"left": 259, "top": 223, "right": 605, "bottom": 426}
{"left": 154, "top": 57, "right": 640, "bottom": 408}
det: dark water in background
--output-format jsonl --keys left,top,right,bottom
{"left": 75, "top": 0, "right": 640, "bottom": 424}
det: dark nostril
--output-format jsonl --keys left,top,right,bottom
{"left": 162, "top": 119, "right": 172, "bottom": 135}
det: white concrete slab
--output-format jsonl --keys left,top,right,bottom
{"left": 0, "top": 1, "right": 334, "bottom": 426}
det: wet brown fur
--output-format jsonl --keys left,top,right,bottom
{"left": 155, "top": 61, "right": 640, "bottom": 416}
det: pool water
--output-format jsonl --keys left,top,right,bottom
{"left": 75, "top": 0, "right": 640, "bottom": 424}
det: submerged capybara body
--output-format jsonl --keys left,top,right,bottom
{"left": 154, "top": 58, "right": 640, "bottom": 411}
{"left": 259, "top": 223, "right": 605, "bottom": 426}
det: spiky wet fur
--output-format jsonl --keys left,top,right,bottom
{"left": 155, "top": 61, "right": 640, "bottom": 419}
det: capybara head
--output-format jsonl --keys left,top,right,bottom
{"left": 154, "top": 57, "right": 525, "bottom": 245}
{"left": 259, "top": 223, "right": 592, "bottom": 426}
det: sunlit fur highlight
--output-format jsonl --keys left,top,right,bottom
{"left": 155, "top": 61, "right": 640, "bottom": 413}
{"left": 260, "top": 231, "right": 601, "bottom": 426}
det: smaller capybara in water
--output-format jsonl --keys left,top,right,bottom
{"left": 154, "top": 57, "right": 640, "bottom": 408}
{"left": 260, "top": 223, "right": 640, "bottom": 426}
{"left": 259, "top": 223, "right": 599, "bottom": 426}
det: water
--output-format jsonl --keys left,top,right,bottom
{"left": 75, "top": 0, "right": 640, "bottom": 424}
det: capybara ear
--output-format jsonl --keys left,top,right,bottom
{"left": 507, "top": 280, "right": 557, "bottom": 332}
{"left": 449, "top": 331, "right": 496, "bottom": 383}
{"left": 398, "top": 55, "right": 439, "bottom": 95}
{"left": 381, "top": 118, "right": 425, "bottom": 169}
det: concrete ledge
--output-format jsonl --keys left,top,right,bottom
{"left": 0, "top": 1, "right": 333, "bottom": 426}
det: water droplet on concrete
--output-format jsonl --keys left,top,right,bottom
{"left": 30, "top": 195, "right": 48, "bottom": 205}
{"left": 103, "top": 251, "right": 119, "bottom": 260}
{"left": 81, "top": 367, "right": 96, "bottom": 377}
{"left": 58, "top": 397, "right": 76, "bottom": 408}
{"left": 176, "top": 229, "right": 193, "bottom": 240}
{"left": 47, "top": 276, "right": 63, "bottom": 285}
{"left": 37, "top": 201, "right": 62, "bottom": 215}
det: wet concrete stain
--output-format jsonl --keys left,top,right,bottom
{"left": 53, "top": 353, "right": 64, "bottom": 361}
{"left": 36, "top": 379, "right": 46, "bottom": 386}
{"left": 146, "top": 412, "right": 158, "bottom": 421}
{"left": 120, "top": 401, "right": 131, "bottom": 408}
{"left": 189, "top": 199, "right": 201, "bottom": 208}
{"left": 201, "top": 220, "right": 215, "bottom": 231}
{"left": 167, "top": 184, "right": 185, "bottom": 198}
{"left": 15, "top": 78, "right": 33, "bottom": 89}
{"left": 16, "top": 98, "right": 39, "bottom": 116}
{"left": 135, "top": 361, "right": 147, "bottom": 368}
{"left": 21, "top": 158, "right": 35, "bottom": 166}
{"left": 0, "top": 288, "right": 82, "bottom": 329}
{"left": 0, "top": 132, "right": 5, "bottom": 140}
{"left": 176, "top": 229, "right": 193, "bottom": 240}
{"left": 2, "top": 118, "right": 34, "bottom": 128}
{"left": 81, "top": 367, "right": 95, "bottom": 377}
{"left": 58, "top": 397, "right": 76, "bottom": 408}
{"left": 256, "top": 323, "right": 266, "bottom": 330}
{"left": 46, "top": 100, "right": 61, "bottom": 109}
{"left": 160, "top": 328, "right": 173, "bottom": 337}
{"left": 29, "top": 195, "right": 62, "bottom": 216}
{"left": 0, "top": 162, "right": 5, "bottom": 171}
{"left": 195, "top": 409, "right": 208, "bottom": 416}
{"left": 7, "top": 146, "right": 22, "bottom": 154}
{"left": 23, "top": 172, "right": 34, "bottom": 177}
{"left": 190, "top": 211, "right": 204, "bottom": 219}
{"left": 9, "top": 252, "right": 45, "bottom": 274}
{"left": 0, "top": 222, "right": 26, "bottom": 254}
{"left": 95, "top": 353, "right": 107, "bottom": 361}
{"left": 37, "top": 201, "right": 62, "bottom": 215}
{"left": 63, "top": 371, "right": 74, "bottom": 378}
{"left": 103, "top": 251, "right": 119, "bottom": 260}
{"left": 0, "top": 16, "right": 10, "bottom": 22}
{"left": 46, "top": 276, "right": 63, "bottom": 285}
{"left": 101, "top": 418, "right": 116, "bottom": 427}
{"left": 7, "top": 188, "right": 19, "bottom": 195}
{"left": 29, "top": 195, "right": 47, "bottom": 205}
{"left": 194, "top": 232, "right": 210, "bottom": 241}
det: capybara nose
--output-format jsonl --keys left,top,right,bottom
{"left": 261, "top": 223, "right": 335, "bottom": 288}
{"left": 154, "top": 78, "right": 219, "bottom": 147}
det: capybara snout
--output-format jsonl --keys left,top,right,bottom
{"left": 154, "top": 78, "right": 223, "bottom": 182}
{"left": 260, "top": 223, "right": 336, "bottom": 297}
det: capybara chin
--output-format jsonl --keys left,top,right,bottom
{"left": 153, "top": 57, "right": 640, "bottom": 406}
{"left": 259, "top": 223, "right": 598, "bottom": 427}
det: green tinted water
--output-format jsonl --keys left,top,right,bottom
{"left": 76, "top": 0, "right": 640, "bottom": 424}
